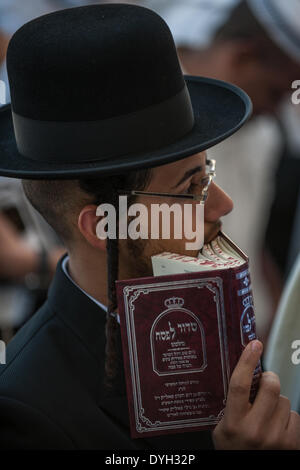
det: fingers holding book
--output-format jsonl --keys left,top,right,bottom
{"left": 213, "top": 340, "right": 300, "bottom": 450}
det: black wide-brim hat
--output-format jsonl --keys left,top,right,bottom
{"left": 0, "top": 4, "right": 252, "bottom": 180}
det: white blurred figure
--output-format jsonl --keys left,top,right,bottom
{"left": 264, "top": 248, "right": 300, "bottom": 412}
{"left": 264, "top": 103, "right": 300, "bottom": 412}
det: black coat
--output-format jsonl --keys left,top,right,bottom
{"left": 0, "top": 256, "right": 214, "bottom": 450}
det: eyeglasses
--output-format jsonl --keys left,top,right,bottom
{"left": 118, "top": 159, "right": 216, "bottom": 205}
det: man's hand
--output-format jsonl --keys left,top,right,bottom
{"left": 0, "top": 212, "right": 40, "bottom": 280}
{"left": 0, "top": 212, "right": 64, "bottom": 281}
{"left": 213, "top": 340, "right": 300, "bottom": 450}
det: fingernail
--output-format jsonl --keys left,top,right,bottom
{"left": 251, "top": 340, "right": 262, "bottom": 352}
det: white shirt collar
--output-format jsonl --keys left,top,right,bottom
{"left": 61, "top": 255, "right": 120, "bottom": 323}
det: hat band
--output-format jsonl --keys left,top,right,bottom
{"left": 12, "top": 85, "right": 194, "bottom": 164}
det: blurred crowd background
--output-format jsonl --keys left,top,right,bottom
{"left": 0, "top": 0, "right": 300, "bottom": 348}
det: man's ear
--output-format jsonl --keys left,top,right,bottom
{"left": 77, "top": 204, "right": 106, "bottom": 251}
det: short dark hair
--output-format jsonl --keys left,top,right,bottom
{"left": 22, "top": 167, "right": 152, "bottom": 382}
{"left": 213, "top": 0, "right": 266, "bottom": 42}
{"left": 22, "top": 179, "right": 83, "bottom": 244}
{"left": 22, "top": 169, "right": 152, "bottom": 244}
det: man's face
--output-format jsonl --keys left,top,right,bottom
{"left": 118, "top": 151, "right": 233, "bottom": 278}
{"left": 234, "top": 40, "right": 300, "bottom": 115}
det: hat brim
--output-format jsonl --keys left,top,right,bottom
{"left": 0, "top": 76, "right": 252, "bottom": 179}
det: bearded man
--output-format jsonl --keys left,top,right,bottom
{"left": 0, "top": 3, "right": 299, "bottom": 450}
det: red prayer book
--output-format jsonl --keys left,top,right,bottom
{"left": 116, "top": 232, "right": 261, "bottom": 439}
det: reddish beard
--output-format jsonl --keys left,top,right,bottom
{"left": 204, "top": 221, "right": 222, "bottom": 244}
{"left": 119, "top": 219, "right": 223, "bottom": 280}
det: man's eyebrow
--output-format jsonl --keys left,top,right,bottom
{"left": 172, "top": 166, "right": 203, "bottom": 189}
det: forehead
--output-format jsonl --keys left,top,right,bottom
{"left": 148, "top": 152, "right": 207, "bottom": 189}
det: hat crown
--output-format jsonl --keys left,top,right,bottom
{"left": 7, "top": 4, "right": 185, "bottom": 121}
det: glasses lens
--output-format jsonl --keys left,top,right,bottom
{"left": 201, "top": 175, "right": 210, "bottom": 187}
{"left": 207, "top": 160, "right": 216, "bottom": 176}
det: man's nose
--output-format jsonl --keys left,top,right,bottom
{"left": 204, "top": 182, "right": 233, "bottom": 221}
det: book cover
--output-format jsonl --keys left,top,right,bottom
{"left": 116, "top": 233, "right": 261, "bottom": 438}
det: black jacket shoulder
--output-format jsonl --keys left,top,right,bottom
{"left": 0, "top": 257, "right": 214, "bottom": 450}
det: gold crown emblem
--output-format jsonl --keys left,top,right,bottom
{"left": 164, "top": 297, "right": 184, "bottom": 309}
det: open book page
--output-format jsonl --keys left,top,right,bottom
{"left": 152, "top": 232, "right": 246, "bottom": 276}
